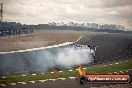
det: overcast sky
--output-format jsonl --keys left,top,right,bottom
{"left": 1, "top": 0, "right": 132, "bottom": 30}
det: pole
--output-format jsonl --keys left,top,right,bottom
{"left": 0, "top": 3, "right": 3, "bottom": 22}
{"left": 53, "top": 68, "right": 56, "bottom": 78}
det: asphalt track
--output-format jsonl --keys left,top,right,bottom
{"left": 78, "top": 33, "right": 132, "bottom": 63}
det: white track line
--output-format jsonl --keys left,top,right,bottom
{"left": 31, "top": 74, "right": 36, "bottom": 76}
{"left": 0, "top": 84, "right": 6, "bottom": 86}
{"left": 76, "top": 69, "right": 79, "bottom": 70}
{"left": 68, "top": 70, "right": 73, "bottom": 72}
{"left": 0, "top": 42, "right": 73, "bottom": 54}
{"left": 50, "top": 72, "right": 54, "bottom": 73}
{"left": 58, "top": 78, "right": 66, "bottom": 80}
{"left": 59, "top": 71, "right": 63, "bottom": 73}
{"left": 83, "top": 68, "right": 87, "bottom": 70}
{"left": 75, "top": 36, "right": 83, "bottom": 42}
{"left": 18, "top": 82, "right": 26, "bottom": 84}
{"left": 30, "top": 81, "right": 35, "bottom": 83}
{"left": 124, "top": 70, "right": 128, "bottom": 72}
{"left": 114, "top": 72, "right": 117, "bottom": 74}
{"left": 119, "top": 71, "right": 124, "bottom": 73}
{"left": 9, "top": 83, "right": 17, "bottom": 86}
{"left": 69, "top": 77, "right": 76, "bottom": 79}
{"left": 0, "top": 35, "right": 84, "bottom": 55}
{"left": 115, "top": 63, "right": 119, "bottom": 65}
{"left": 48, "top": 79, "right": 57, "bottom": 81}
{"left": 22, "top": 75, "right": 26, "bottom": 76}
{"left": 38, "top": 80, "right": 47, "bottom": 82}
{"left": 2, "top": 77, "right": 6, "bottom": 78}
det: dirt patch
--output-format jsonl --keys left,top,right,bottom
{"left": 0, "top": 30, "right": 83, "bottom": 52}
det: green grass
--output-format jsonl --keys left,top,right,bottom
{"left": 86, "top": 60, "right": 132, "bottom": 74}
{"left": 0, "top": 60, "right": 132, "bottom": 84}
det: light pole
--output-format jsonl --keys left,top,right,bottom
{"left": 0, "top": 3, "right": 3, "bottom": 22}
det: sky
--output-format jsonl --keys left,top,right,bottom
{"left": 1, "top": 0, "right": 132, "bottom": 30}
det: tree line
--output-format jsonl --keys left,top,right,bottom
{"left": 48, "top": 22, "right": 125, "bottom": 30}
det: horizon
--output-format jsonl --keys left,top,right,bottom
{"left": 1, "top": 0, "right": 132, "bottom": 30}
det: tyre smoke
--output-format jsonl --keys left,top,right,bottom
{"left": 0, "top": 45, "right": 93, "bottom": 75}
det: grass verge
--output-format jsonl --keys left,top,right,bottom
{"left": 0, "top": 60, "right": 132, "bottom": 84}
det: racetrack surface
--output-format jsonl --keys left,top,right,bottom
{"left": 78, "top": 33, "right": 132, "bottom": 63}
{"left": 1, "top": 32, "right": 132, "bottom": 88}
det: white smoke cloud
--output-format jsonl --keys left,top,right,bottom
{"left": 0, "top": 45, "right": 93, "bottom": 75}
{"left": 34, "top": 45, "right": 93, "bottom": 70}
{"left": 56, "top": 47, "right": 92, "bottom": 68}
